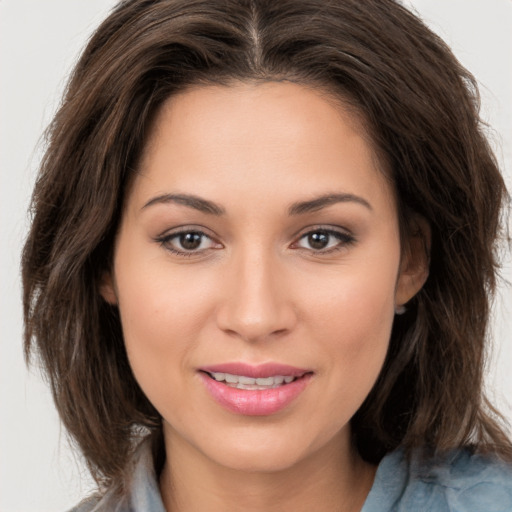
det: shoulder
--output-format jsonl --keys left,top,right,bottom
{"left": 412, "top": 449, "right": 512, "bottom": 511}
{"left": 66, "top": 496, "right": 100, "bottom": 512}
{"left": 363, "top": 448, "right": 512, "bottom": 512}
{"left": 65, "top": 489, "right": 130, "bottom": 512}
{"left": 65, "top": 438, "right": 165, "bottom": 512}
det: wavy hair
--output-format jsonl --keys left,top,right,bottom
{"left": 22, "top": 0, "right": 511, "bottom": 493}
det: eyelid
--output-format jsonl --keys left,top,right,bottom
{"left": 291, "top": 224, "right": 354, "bottom": 240}
{"left": 154, "top": 225, "right": 222, "bottom": 256}
{"left": 291, "top": 225, "right": 356, "bottom": 252}
{"left": 154, "top": 224, "right": 355, "bottom": 256}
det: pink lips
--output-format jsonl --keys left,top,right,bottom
{"left": 199, "top": 362, "right": 313, "bottom": 416}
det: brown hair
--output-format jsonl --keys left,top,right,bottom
{"left": 23, "top": 0, "right": 511, "bottom": 493}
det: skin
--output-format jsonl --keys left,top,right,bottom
{"left": 102, "top": 81, "right": 429, "bottom": 511}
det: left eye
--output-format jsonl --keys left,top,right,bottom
{"left": 159, "top": 230, "right": 217, "bottom": 253}
{"left": 295, "top": 229, "right": 354, "bottom": 251}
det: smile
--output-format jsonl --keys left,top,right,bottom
{"left": 207, "top": 372, "right": 297, "bottom": 389}
{"left": 199, "top": 363, "right": 313, "bottom": 416}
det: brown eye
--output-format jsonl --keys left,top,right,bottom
{"left": 179, "top": 232, "right": 203, "bottom": 250}
{"left": 157, "top": 229, "right": 219, "bottom": 255}
{"left": 307, "top": 232, "right": 329, "bottom": 250}
{"left": 296, "top": 229, "right": 355, "bottom": 252}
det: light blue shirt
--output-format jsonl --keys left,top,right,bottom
{"left": 70, "top": 440, "right": 512, "bottom": 511}
{"left": 362, "top": 447, "right": 512, "bottom": 511}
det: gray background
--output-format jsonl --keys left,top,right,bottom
{"left": 1, "top": 1, "right": 511, "bottom": 510}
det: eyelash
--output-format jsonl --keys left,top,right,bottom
{"left": 155, "top": 228, "right": 219, "bottom": 257}
{"left": 294, "top": 228, "right": 356, "bottom": 254}
{"left": 155, "top": 227, "right": 356, "bottom": 257}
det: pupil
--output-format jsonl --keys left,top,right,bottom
{"left": 308, "top": 232, "right": 328, "bottom": 249}
{"left": 180, "top": 232, "right": 202, "bottom": 250}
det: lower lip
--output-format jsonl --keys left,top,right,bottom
{"left": 199, "top": 373, "right": 312, "bottom": 416}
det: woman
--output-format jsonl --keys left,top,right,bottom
{"left": 22, "top": 0, "right": 512, "bottom": 510}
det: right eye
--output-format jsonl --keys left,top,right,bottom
{"left": 156, "top": 229, "right": 220, "bottom": 256}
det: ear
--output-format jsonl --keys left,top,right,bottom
{"left": 99, "top": 271, "right": 118, "bottom": 305}
{"left": 395, "top": 215, "right": 431, "bottom": 309}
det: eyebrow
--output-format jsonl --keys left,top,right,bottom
{"left": 141, "top": 191, "right": 372, "bottom": 216}
{"left": 142, "top": 193, "right": 225, "bottom": 215}
{"left": 288, "top": 193, "right": 372, "bottom": 215}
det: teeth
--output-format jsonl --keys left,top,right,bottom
{"left": 256, "top": 377, "right": 274, "bottom": 386}
{"left": 209, "top": 372, "right": 298, "bottom": 389}
{"left": 239, "top": 376, "right": 256, "bottom": 385}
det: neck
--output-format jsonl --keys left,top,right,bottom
{"left": 159, "top": 428, "right": 376, "bottom": 512}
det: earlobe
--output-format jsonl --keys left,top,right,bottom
{"left": 99, "top": 271, "right": 118, "bottom": 305}
{"left": 395, "top": 215, "right": 431, "bottom": 309}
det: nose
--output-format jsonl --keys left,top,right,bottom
{"left": 215, "top": 247, "right": 297, "bottom": 343}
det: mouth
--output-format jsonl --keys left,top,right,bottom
{"left": 198, "top": 363, "right": 313, "bottom": 416}
{"left": 201, "top": 371, "right": 307, "bottom": 390}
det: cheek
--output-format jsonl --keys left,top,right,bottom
{"left": 114, "top": 257, "right": 217, "bottom": 394}
{"left": 118, "top": 257, "right": 213, "bottom": 336}
{"left": 299, "top": 256, "right": 398, "bottom": 398}
{"left": 303, "top": 260, "right": 397, "bottom": 339}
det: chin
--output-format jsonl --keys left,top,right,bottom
{"left": 197, "top": 421, "right": 346, "bottom": 475}
{"left": 208, "top": 441, "right": 305, "bottom": 473}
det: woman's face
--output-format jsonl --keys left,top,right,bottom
{"left": 103, "top": 82, "right": 425, "bottom": 473}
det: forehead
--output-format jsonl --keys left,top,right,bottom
{"left": 144, "top": 80, "right": 372, "bottom": 159}
{"left": 130, "top": 81, "right": 394, "bottom": 215}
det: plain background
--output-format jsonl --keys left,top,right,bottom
{"left": 1, "top": 1, "right": 511, "bottom": 511}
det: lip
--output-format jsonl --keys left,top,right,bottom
{"left": 198, "top": 362, "right": 313, "bottom": 416}
{"left": 200, "top": 362, "right": 310, "bottom": 379}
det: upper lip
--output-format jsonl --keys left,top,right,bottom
{"left": 199, "top": 362, "right": 311, "bottom": 379}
